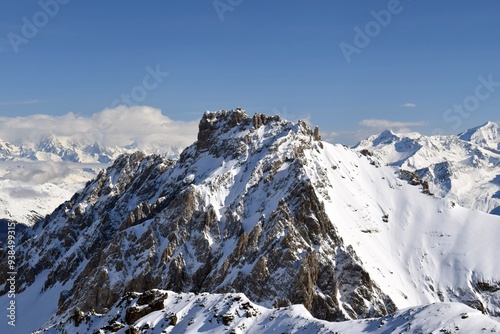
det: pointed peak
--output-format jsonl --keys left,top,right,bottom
{"left": 380, "top": 129, "right": 396, "bottom": 136}
{"left": 371, "top": 129, "right": 398, "bottom": 145}
{"left": 458, "top": 121, "right": 500, "bottom": 150}
{"left": 458, "top": 121, "right": 499, "bottom": 136}
{"left": 483, "top": 120, "right": 498, "bottom": 127}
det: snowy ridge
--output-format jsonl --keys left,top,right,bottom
{"left": 38, "top": 290, "right": 499, "bottom": 334}
{"left": 1, "top": 110, "right": 500, "bottom": 333}
{"left": 0, "top": 135, "right": 123, "bottom": 163}
{"left": 354, "top": 122, "right": 500, "bottom": 215}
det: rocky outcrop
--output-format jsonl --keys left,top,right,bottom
{"left": 399, "top": 169, "right": 432, "bottom": 195}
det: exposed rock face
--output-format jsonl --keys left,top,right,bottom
{"left": 399, "top": 169, "right": 432, "bottom": 195}
{"left": 0, "top": 109, "right": 396, "bottom": 323}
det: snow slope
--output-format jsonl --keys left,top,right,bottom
{"left": 354, "top": 122, "right": 500, "bottom": 215}
{"left": 311, "top": 143, "right": 500, "bottom": 312}
{"left": 0, "top": 179, "right": 74, "bottom": 222}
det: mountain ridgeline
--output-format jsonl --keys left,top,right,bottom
{"left": 1, "top": 110, "right": 500, "bottom": 333}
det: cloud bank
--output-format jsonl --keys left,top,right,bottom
{"left": 359, "top": 119, "right": 427, "bottom": 130}
{"left": 334, "top": 119, "right": 429, "bottom": 145}
{"left": 0, "top": 105, "right": 199, "bottom": 152}
{"left": 359, "top": 119, "right": 427, "bottom": 135}
{"left": 0, "top": 161, "right": 72, "bottom": 184}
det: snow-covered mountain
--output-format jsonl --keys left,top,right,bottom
{"left": 458, "top": 121, "right": 500, "bottom": 152}
{"left": 354, "top": 121, "right": 500, "bottom": 215}
{"left": 1, "top": 110, "right": 499, "bottom": 333}
{"left": 0, "top": 134, "right": 184, "bottom": 225}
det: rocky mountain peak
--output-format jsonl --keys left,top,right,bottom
{"left": 196, "top": 109, "right": 249, "bottom": 150}
{"left": 192, "top": 108, "right": 318, "bottom": 160}
{"left": 1, "top": 109, "right": 397, "bottom": 326}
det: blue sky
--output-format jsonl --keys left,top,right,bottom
{"left": 1, "top": 0, "right": 500, "bottom": 144}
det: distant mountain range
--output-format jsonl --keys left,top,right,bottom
{"left": 0, "top": 134, "right": 184, "bottom": 225}
{"left": 2, "top": 110, "right": 499, "bottom": 333}
{"left": 0, "top": 134, "right": 182, "bottom": 163}
{"left": 355, "top": 121, "right": 500, "bottom": 215}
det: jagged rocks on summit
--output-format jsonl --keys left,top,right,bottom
{"left": 2, "top": 110, "right": 500, "bottom": 333}
{"left": 354, "top": 121, "right": 500, "bottom": 215}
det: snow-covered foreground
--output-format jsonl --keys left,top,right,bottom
{"left": 36, "top": 290, "right": 500, "bottom": 334}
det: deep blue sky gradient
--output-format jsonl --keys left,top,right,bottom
{"left": 1, "top": 0, "right": 499, "bottom": 143}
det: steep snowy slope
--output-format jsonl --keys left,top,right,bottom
{"left": 1, "top": 110, "right": 499, "bottom": 333}
{"left": 313, "top": 142, "right": 500, "bottom": 313}
{"left": 354, "top": 122, "right": 500, "bottom": 215}
{"left": 38, "top": 290, "right": 499, "bottom": 334}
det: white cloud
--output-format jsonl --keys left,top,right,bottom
{"left": 0, "top": 99, "right": 40, "bottom": 106}
{"left": 320, "top": 131, "right": 340, "bottom": 143}
{"left": 0, "top": 161, "right": 72, "bottom": 184}
{"left": 6, "top": 186, "right": 50, "bottom": 199}
{"left": 0, "top": 105, "right": 199, "bottom": 151}
{"left": 359, "top": 119, "right": 427, "bottom": 129}
{"left": 402, "top": 103, "right": 417, "bottom": 108}
{"left": 356, "top": 119, "right": 427, "bottom": 142}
